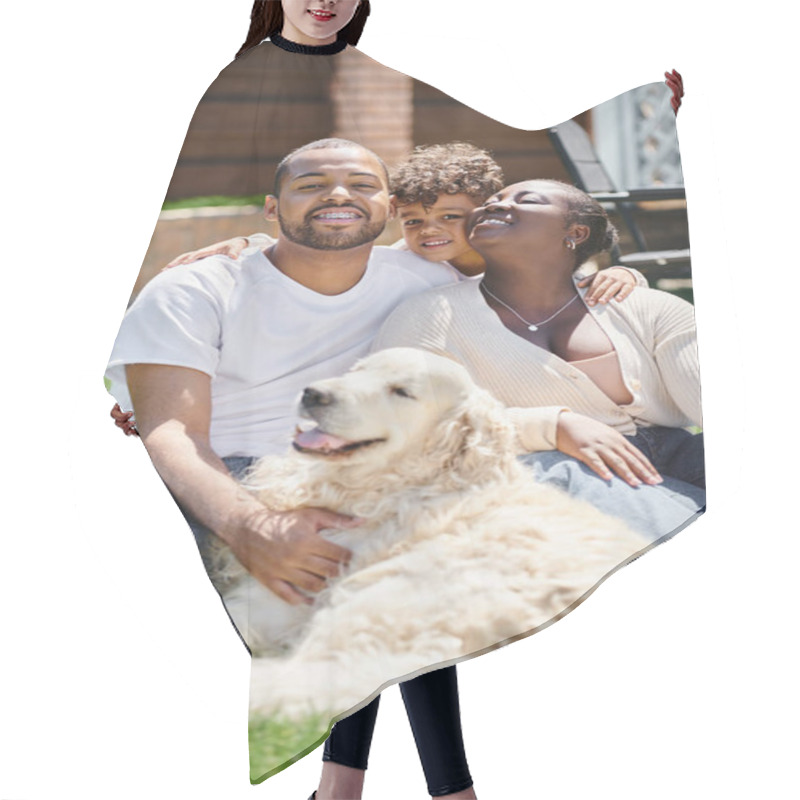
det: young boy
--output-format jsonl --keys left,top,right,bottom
{"left": 388, "top": 142, "right": 642, "bottom": 302}
{"left": 388, "top": 142, "right": 503, "bottom": 277}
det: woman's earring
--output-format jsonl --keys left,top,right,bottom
{"left": 564, "top": 237, "right": 576, "bottom": 251}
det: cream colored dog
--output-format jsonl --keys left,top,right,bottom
{"left": 210, "top": 348, "right": 649, "bottom": 717}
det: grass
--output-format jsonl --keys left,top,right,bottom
{"left": 162, "top": 195, "right": 264, "bottom": 211}
{"left": 248, "top": 712, "right": 332, "bottom": 784}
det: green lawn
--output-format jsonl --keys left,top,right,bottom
{"left": 162, "top": 195, "right": 265, "bottom": 211}
{"left": 248, "top": 712, "right": 332, "bottom": 784}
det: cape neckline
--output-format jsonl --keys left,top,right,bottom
{"left": 270, "top": 32, "right": 348, "bottom": 55}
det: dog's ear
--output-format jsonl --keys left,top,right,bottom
{"left": 423, "top": 389, "right": 517, "bottom": 485}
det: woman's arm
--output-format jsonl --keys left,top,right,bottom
{"left": 110, "top": 403, "right": 138, "bottom": 436}
{"left": 650, "top": 292, "right": 703, "bottom": 427}
{"left": 510, "top": 407, "right": 661, "bottom": 486}
{"left": 164, "top": 233, "right": 275, "bottom": 268}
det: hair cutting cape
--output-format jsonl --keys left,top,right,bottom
{"left": 106, "top": 36, "right": 703, "bottom": 782}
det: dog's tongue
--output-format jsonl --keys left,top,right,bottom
{"left": 294, "top": 427, "right": 351, "bottom": 451}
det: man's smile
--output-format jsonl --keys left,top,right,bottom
{"left": 311, "top": 206, "right": 365, "bottom": 224}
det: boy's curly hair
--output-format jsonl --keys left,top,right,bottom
{"left": 390, "top": 143, "right": 504, "bottom": 208}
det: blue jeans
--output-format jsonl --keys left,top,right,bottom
{"left": 175, "top": 455, "right": 257, "bottom": 652}
{"left": 519, "top": 447, "right": 705, "bottom": 543}
{"left": 184, "top": 456, "right": 257, "bottom": 574}
{"left": 626, "top": 427, "right": 705, "bottom": 489}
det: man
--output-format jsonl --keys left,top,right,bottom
{"left": 106, "top": 138, "right": 459, "bottom": 605}
{"left": 109, "top": 139, "right": 489, "bottom": 800}
{"left": 107, "top": 137, "right": 664, "bottom": 602}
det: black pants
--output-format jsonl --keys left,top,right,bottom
{"left": 323, "top": 666, "right": 473, "bottom": 797}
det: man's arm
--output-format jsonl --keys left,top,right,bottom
{"left": 127, "top": 363, "right": 356, "bottom": 605}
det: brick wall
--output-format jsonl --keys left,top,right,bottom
{"left": 163, "top": 45, "right": 585, "bottom": 201}
{"left": 331, "top": 48, "right": 414, "bottom": 166}
{"left": 131, "top": 207, "right": 271, "bottom": 300}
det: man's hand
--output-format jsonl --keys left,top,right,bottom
{"left": 228, "top": 506, "right": 360, "bottom": 605}
{"left": 577, "top": 267, "right": 637, "bottom": 306}
{"left": 555, "top": 411, "right": 662, "bottom": 487}
{"left": 126, "top": 363, "right": 357, "bottom": 605}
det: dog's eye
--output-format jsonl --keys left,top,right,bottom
{"left": 390, "top": 386, "right": 415, "bottom": 399}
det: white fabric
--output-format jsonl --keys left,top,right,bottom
{"left": 251, "top": 232, "right": 468, "bottom": 280}
{"left": 106, "top": 247, "right": 457, "bottom": 457}
{"left": 372, "top": 278, "right": 702, "bottom": 448}
{"left": 387, "top": 236, "right": 649, "bottom": 287}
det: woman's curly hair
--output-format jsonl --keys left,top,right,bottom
{"left": 390, "top": 143, "right": 505, "bottom": 208}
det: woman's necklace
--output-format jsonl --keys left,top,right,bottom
{"left": 480, "top": 282, "right": 579, "bottom": 332}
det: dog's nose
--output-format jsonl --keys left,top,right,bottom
{"left": 302, "top": 386, "right": 333, "bottom": 408}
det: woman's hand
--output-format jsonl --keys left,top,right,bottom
{"left": 110, "top": 403, "right": 138, "bottom": 436}
{"left": 163, "top": 236, "right": 250, "bottom": 269}
{"left": 555, "top": 411, "right": 662, "bottom": 487}
{"left": 577, "top": 267, "right": 637, "bottom": 306}
{"left": 665, "top": 69, "right": 684, "bottom": 114}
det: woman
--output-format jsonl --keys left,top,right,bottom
{"left": 245, "top": 7, "right": 478, "bottom": 799}
{"left": 110, "top": 3, "right": 477, "bottom": 798}
{"left": 236, "top": 0, "right": 370, "bottom": 54}
{"left": 374, "top": 179, "right": 704, "bottom": 528}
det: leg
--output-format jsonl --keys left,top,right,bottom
{"left": 626, "top": 427, "right": 705, "bottom": 489}
{"left": 177, "top": 454, "right": 258, "bottom": 575}
{"left": 400, "top": 667, "right": 475, "bottom": 798}
{"left": 173, "top": 455, "right": 258, "bottom": 652}
{"left": 519, "top": 450, "right": 705, "bottom": 543}
{"left": 316, "top": 696, "right": 381, "bottom": 799}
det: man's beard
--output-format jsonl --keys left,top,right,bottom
{"left": 278, "top": 208, "right": 386, "bottom": 250}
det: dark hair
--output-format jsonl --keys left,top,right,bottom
{"left": 273, "top": 137, "right": 388, "bottom": 194}
{"left": 390, "top": 142, "right": 505, "bottom": 208}
{"left": 537, "top": 180, "right": 618, "bottom": 268}
{"left": 237, "top": 1, "right": 371, "bottom": 58}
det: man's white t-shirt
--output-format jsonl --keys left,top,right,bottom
{"left": 106, "top": 246, "right": 458, "bottom": 458}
